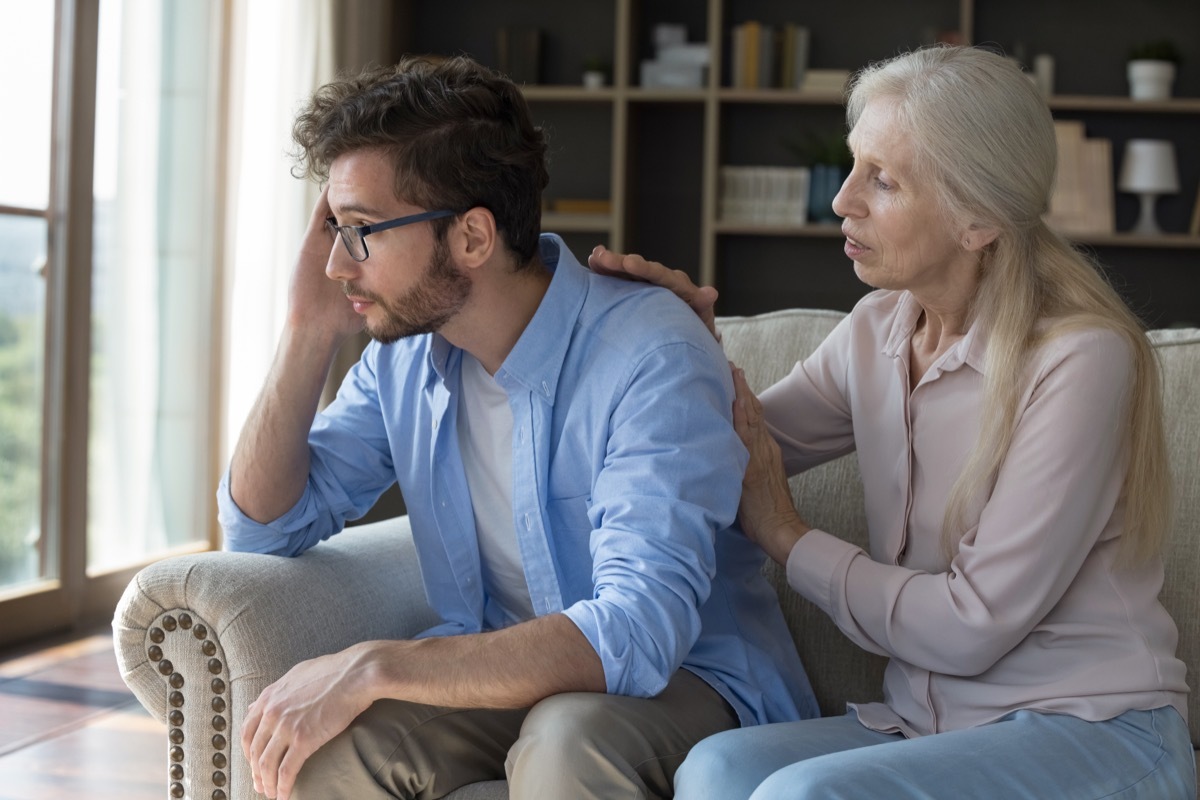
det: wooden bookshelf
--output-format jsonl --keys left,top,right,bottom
{"left": 395, "top": 0, "right": 1200, "bottom": 326}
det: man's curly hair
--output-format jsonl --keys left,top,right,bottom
{"left": 292, "top": 55, "right": 549, "bottom": 265}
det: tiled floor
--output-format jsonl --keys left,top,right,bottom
{"left": 0, "top": 630, "right": 162, "bottom": 799}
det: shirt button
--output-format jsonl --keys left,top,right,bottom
{"left": 524, "top": 512, "right": 533, "bottom": 530}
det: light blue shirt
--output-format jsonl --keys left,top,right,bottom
{"left": 218, "top": 235, "right": 818, "bottom": 726}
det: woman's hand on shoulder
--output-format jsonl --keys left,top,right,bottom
{"left": 731, "top": 364, "right": 810, "bottom": 565}
{"left": 588, "top": 245, "right": 721, "bottom": 341}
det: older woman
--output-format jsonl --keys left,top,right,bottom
{"left": 590, "top": 46, "right": 1194, "bottom": 799}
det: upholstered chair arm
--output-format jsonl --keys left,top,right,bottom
{"left": 113, "top": 516, "right": 438, "bottom": 800}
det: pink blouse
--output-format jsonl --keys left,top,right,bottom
{"left": 764, "top": 289, "right": 1188, "bottom": 737}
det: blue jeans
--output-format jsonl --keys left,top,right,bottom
{"left": 674, "top": 707, "right": 1196, "bottom": 799}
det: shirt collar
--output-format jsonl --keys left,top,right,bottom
{"left": 426, "top": 233, "right": 583, "bottom": 400}
{"left": 496, "top": 233, "right": 584, "bottom": 404}
{"left": 882, "top": 290, "right": 989, "bottom": 375}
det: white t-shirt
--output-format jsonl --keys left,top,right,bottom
{"left": 456, "top": 352, "right": 535, "bottom": 624}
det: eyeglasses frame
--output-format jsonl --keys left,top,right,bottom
{"left": 325, "top": 209, "right": 459, "bottom": 262}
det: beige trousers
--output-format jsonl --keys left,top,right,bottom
{"left": 292, "top": 669, "right": 738, "bottom": 800}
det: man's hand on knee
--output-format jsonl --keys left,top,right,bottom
{"left": 242, "top": 646, "right": 379, "bottom": 799}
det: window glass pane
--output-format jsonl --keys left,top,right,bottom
{"left": 0, "top": 215, "right": 48, "bottom": 590}
{"left": 89, "top": 0, "right": 219, "bottom": 571}
{"left": 0, "top": 2, "right": 54, "bottom": 210}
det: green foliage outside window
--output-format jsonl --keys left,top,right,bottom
{"left": 0, "top": 312, "right": 41, "bottom": 584}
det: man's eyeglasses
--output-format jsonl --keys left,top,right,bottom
{"left": 325, "top": 209, "right": 458, "bottom": 262}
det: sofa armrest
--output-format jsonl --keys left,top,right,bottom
{"left": 113, "top": 516, "right": 438, "bottom": 800}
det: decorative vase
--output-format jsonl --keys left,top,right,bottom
{"left": 1127, "top": 60, "right": 1176, "bottom": 101}
{"left": 582, "top": 70, "right": 606, "bottom": 90}
{"left": 808, "top": 164, "right": 849, "bottom": 224}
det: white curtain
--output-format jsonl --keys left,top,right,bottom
{"left": 221, "top": 0, "right": 398, "bottom": 459}
{"left": 90, "top": 0, "right": 223, "bottom": 568}
{"left": 221, "top": 0, "right": 336, "bottom": 461}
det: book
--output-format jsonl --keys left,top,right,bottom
{"left": 496, "top": 27, "right": 542, "bottom": 85}
{"left": 1045, "top": 122, "right": 1115, "bottom": 237}
{"left": 757, "top": 24, "right": 776, "bottom": 88}
{"left": 743, "top": 21, "right": 761, "bottom": 89}
{"left": 1080, "top": 138, "right": 1114, "bottom": 235}
{"left": 1190, "top": 181, "right": 1200, "bottom": 236}
{"left": 1046, "top": 121, "right": 1087, "bottom": 233}
{"left": 551, "top": 199, "right": 612, "bottom": 215}
{"left": 800, "top": 68, "right": 851, "bottom": 93}
{"left": 779, "top": 24, "right": 810, "bottom": 90}
{"left": 718, "top": 166, "right": 810, "bottom": 224}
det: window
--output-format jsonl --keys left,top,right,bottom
{"left": 0, "top": 0, "right": 226, "bottom": 644}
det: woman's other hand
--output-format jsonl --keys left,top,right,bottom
{"left": 588, "top": 245, "right": 720, "bottom": 341}
{"left": 732, "top": 364, "right": 810, "bottom": 565}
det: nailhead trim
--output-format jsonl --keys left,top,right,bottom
{"left": 147, "top": 610, "right": 229, "bottom": 799}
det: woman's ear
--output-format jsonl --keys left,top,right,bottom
{"left": 961, "top": 224, "right": 999, "bottom": 252}
{"left": 451, "top": 207, "right": 497, "bottom": 269}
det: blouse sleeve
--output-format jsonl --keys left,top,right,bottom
{"left": 759, "top": 312, "right": 858, "bottom": 475}
{"left": 786, "top": 328, "right": 1136, "bottom": 675}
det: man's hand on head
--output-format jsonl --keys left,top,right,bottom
{"left": 287, "top": 185, "right": 367, "bottom": 346}
{"left": 587, "top": 245, "right": 721, "bottom": 341}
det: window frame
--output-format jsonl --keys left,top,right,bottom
{"left": 0, "top": 0, "right": 228, "bottom": 647}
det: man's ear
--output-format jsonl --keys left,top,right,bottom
{"left": 451, "top": 207, "right": 497, "bottom": 269}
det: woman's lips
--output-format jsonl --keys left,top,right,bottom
{"left": 843, "top": 231, "right": 869, "bottom": 259}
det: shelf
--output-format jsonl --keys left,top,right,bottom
{"left": 718, "top": 88, "right": 846, "bottom": 106}
{"left": 520, "top": 86, "right": 615, "bottom": 102}
{"left": 627, "top": 88, "right": 707, "bottom": 103}
{"left": 1068, "top": 232, "right": 1200, "bottom": 248}
{"left": 1048, "top": 95, "right": 1200, "bottom": 113}
{"left": 714, "top": 221, "right": 844, "bottom": 237}
{"left": 542, "top": 211, "right": 613, "bottom": 233}
{"left": 709, "top": 225, "right": 1200, "bottom": 248}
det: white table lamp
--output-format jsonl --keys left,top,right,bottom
{"left": 1118, "top": 139, "right": 1180, "bottom": 235}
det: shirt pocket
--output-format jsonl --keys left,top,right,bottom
{"left": 544, "top": 493, "right": 597, "bottom": 599}
{"left": 545, "top": 492, "right": 592, "bottom": 536}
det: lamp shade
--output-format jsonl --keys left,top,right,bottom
{"left": 1118, "top": 139, "right": 1180, "bottom": 194}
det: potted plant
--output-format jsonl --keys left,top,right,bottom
{"left": 582, "top": 56, "right": 610, "bottom": 90}
{"left": 1127, "top": 39, "right": 1182, "bottom": 101}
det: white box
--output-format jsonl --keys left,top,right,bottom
{"left": 640, "top": 60, "right": 706, "bottom": 89}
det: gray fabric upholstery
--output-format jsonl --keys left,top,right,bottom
{"left": 114, "top": 311, "right": 1200, "bottom": 799}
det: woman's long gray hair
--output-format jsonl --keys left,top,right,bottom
{"left": 847, "top": 46, "right": 1169, "bottom": 564}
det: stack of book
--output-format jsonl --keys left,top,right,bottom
{"left": 1045, "top": 121, "right": 1114, "bottom": 237}
{"left": 729, "top": 21, "right": 809, "bottom": 90}
{"left": 800, "top": 68, "right": 851, "bottom": 94}
{"left": 718, "top": 166, "right": 811, "bottom": 224}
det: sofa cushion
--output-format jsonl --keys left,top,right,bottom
{"left": 1150, "top": 327, "right": 1200, "bottom": 748}
{"left": 718, "top": 309, "right": 888, "bottom": 716}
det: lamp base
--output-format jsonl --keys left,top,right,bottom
{"left": 1130, "top": 192, "right": 1164, "bottom": 235}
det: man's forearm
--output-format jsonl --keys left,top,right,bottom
{"left": 359, "top": 613, "right": 607, "bottom": 709}
{"left": 229, "top": 323, "right": 344, "bottom": 522}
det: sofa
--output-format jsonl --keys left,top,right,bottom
{"left": 114, "top": 308, "right": 1200, "bottom": 800}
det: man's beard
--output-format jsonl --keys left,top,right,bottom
{"left": 344, "top": 236, "right": 472, "bottom": 344}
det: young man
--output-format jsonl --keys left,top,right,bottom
{"left": 219, "top": 56, "right": 817, "bottom": 800}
